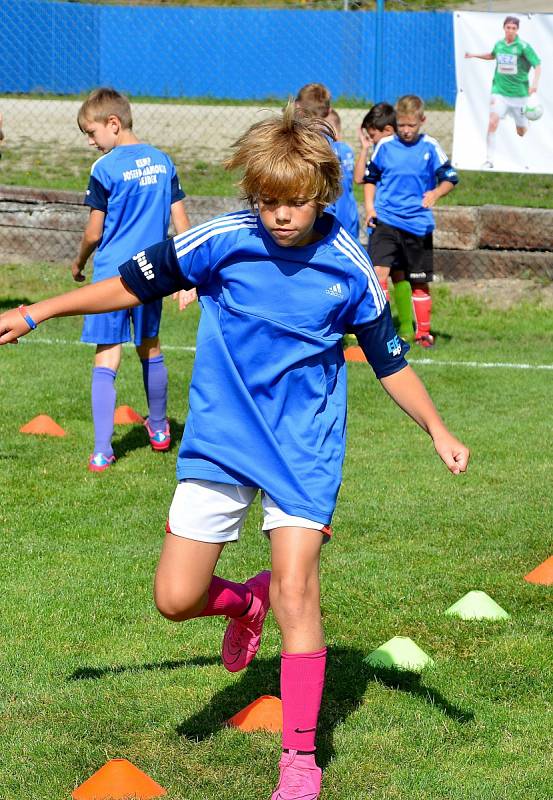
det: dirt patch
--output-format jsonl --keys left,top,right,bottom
{"left": 445, "top": 278, "right": 553, "bottom": 309}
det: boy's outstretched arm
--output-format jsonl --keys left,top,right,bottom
{"left": 380, "top": 365, "right": 469, "bottom": 474}
{"left": 0, "top": 276, "right": 140, "bottom": 345}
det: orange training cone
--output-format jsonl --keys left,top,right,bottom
{"left": 227, "top": 695, "right": 283, "bottom": 733}
{"left": 524, "top": 555, "right": 553, "bottom": 585}
{"left": 345, "top": 346, "right": 367, "bottom": 363}
{"left": 19, "top": 414, "right": 66, "bottom": 437}
{"left": 114, "top": 405, "right": 144, "bottom": 424}
{"left": 72, "top": 758, "right": 166, "bottom": 800}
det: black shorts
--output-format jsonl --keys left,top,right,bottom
{"left": 368, "top": 221, "right": 433, "bottom": 284}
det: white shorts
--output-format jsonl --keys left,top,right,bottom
{"left": 166, "top": 479, "right": 332, "bottom": 544}
{"left": 490, "top": 94, "right": 527, "bottom": 128}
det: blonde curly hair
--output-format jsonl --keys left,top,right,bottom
{"left": 225, "top": 100, "right": 341, "bottom": 213}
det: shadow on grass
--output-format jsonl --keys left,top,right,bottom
{"left": 68, "top": 655, "right": 220, "bottom": 681}
{"left": 390, "top": 315, "right": 453, "bottom": 347}
{"left": 176, "top": 646, "right": 474, "bottom": 767}
{"left": 68, "top": 646, "right": 473, "bottom": 767}
{"left": 368, "top": 665, "right": 474, "bottom": 724}
{"left": 112, "top": 418, "right": 184, "bottom": 461}
{"left": 0, "top": 296, "right": 32, "bottom": 311}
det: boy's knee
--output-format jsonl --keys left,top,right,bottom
{"left": 154, "top": 584, "right": 205, "bottom": 622}
{"left": 270, "top": 573, "right": 319, "bottom": 619}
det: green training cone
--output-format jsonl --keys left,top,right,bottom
{"left": 364, "top": 636, "right": 434, "bottom": 671}
{"left": 445, "top": 590, "right": 510, "bottom": 621}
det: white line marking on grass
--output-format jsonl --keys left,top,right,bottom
{"left": 21, "top": 336, "right": 196, "bottom": 353}
{"left": 409, "top": 357, "right": 553, "bottom": 371}
{"left": 19, "top": 338, "right": 553, "bottom": 371}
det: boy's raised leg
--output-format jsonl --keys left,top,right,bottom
{"left": 154, "top": 531, "right": 271, "bottom": 671}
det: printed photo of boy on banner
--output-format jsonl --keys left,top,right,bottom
{"left": 453, "top": 12, "right": 552, "bottom": 174}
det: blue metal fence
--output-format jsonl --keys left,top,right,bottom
{"left": 1, "top": 0, "right": 456, "bottom": 103}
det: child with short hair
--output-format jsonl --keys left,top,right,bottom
{"left": 353, "top": 103, "right": 413, "bottom": 333}
{"left": 353, "top": 102, "right": 397, "bottom": 227}
{"left": 72, "top": 87, "right": 190, "bottom": 470}
{"left": 295, "top": 83, "right": 359, "bottom": 239}
{"left": 0, "top": 103, "right": 469, "bottom": 799}
{"left": 363, "top": 94, "right": 458, "bottom": 346}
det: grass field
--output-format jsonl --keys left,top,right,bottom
{"left": 4, "top": 140, "right": 553, "bottom": 208}
{"left": 1, "top": 265, "right": 553, "bottom": 800}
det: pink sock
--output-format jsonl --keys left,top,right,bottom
{"left": 198, "top": 575, "right": 251, "bottom": 618}
{"left": 281, "top": 648, "right": 327, "bottom": 753}
{"left": 378, "top": 276, "right": 390, "bottom": 302}
{"left": 412, "top": 286, "right": 432, "bottom": 337}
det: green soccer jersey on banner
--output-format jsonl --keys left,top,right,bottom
{"left": 491, "top": 36, "right": 540, "bottom": 97}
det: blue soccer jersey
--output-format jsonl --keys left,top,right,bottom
{"left": 327, "top": 140, "right": 359, "bottom": 239}
{"left": 85, "top": 143, "right": 185, "bottom": 280}
{"left": 363, "top": 134, "right": 458, "bottom": 237}
{"left": 119, "top": 211, "right": 408, "bottom": 524}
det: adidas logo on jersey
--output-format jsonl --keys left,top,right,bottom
{"left": 133, "top": 250, "right": 155, "bottom": 281}
{"left": 325, "top": 283, "right": 343, "bottom": 298}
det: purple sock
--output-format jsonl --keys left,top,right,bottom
{"left": 141, "top": 354, "right": 168, "bottom": 431}
{"left": 91, "top": 367, "right": 116, "bottom": 457}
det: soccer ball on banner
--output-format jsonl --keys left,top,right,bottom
{"left": 523, "top": 95, "right": 543, "bottom": 121}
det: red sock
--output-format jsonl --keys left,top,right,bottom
{"left": 281, "top": 648, "right": 327, "bottom": 753}
{"left": 198, "top": 575, "right": 251, "bottom": 618}
{"left": 412, "top": 286, "right": 432, "bottom": 337}
{"left": 378, "top": 276, "right": 390, "bottom": 302}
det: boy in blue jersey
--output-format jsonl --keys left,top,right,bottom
{"left": 0, "top": 104, "right": 469, "bottom": 800}
{"left": 353, "top": 103, "right": 413, "bottom": 337}
{"left": 72, "top": 88, "right": 190, "bottom": 471}
{"left": 295, "top": 83, "right": 359, "bottom": 238}
{"left": 363, "top": 95, "right": 458, "bottom": 346}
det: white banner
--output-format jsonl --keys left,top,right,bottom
{"left": 453, "top": 11, "right": 553, "bottom": 173}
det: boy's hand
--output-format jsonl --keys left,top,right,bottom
{"left": 422, "top": 189, "right": 439, "bottom": 208}
{"left": 71, "top": 261, "right": 86, "bottom": 283}
{"left": 172, "top": 288, "right": 197, "bottom": 311}
{"left": 357, "top": 127, "right": 372, "bottom": 149}
{"left": 365, "top": 207, "right": 377, "bottom": 228}
{"left": 432, "top": 430, "right": 470, "bottom": 475}
{"left": 0, "top": 307, "right": 34, "bottom": 345}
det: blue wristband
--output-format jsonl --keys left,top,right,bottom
{"left": 18, "top": 305, "right": 37, "bottom": 330}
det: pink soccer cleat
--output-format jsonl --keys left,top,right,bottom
{"left": 221, "top": 570, "right": 271, "bottom": 673}
{"left": 144, "top": 418, "right": 171, "bottom": 451}
{"left": 88, "top": 452, "right": 116, "bottom": 472}
{"left": 271, "top": 751, "right": 322, "bottom": 800}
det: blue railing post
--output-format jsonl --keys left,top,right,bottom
{"left": 374, "top": 0, "right": 385, "bottom": 102}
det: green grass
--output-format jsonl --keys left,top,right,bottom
{"left": 2, "top": 143, "right": 551, "bottom": 207}
{"left": 1, "top": 265, "right": 553, "bottom": 799}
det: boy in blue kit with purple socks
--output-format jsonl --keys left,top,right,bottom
{"left": 1, "top": 104, "right": 469, "bottom": 798}
{"left": 71, "top": 88, "right": 190, "bottom": 471}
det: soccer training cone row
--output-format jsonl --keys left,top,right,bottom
{"left": 524, "top": 555, "right": 553, "bottom": 585}
{"left": 72, "top": 758, "right": 166, "bottom": 800}
{"left": 445, "top": 590, "right": 510, "bottom": 621}
{"left": 364, "top": 636, "right": 434, "bottom": 672}
{"left": 114, "top": 405, "right": 144, "bottom": 424}
{"left": 19, "top": 414, "right": 66, "bottom": 437}
{"left": 344, "top": 346, "right": 367, "bottom": 363}
{"left": 227, "top": 695, "right": 283, "bottom": 732}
